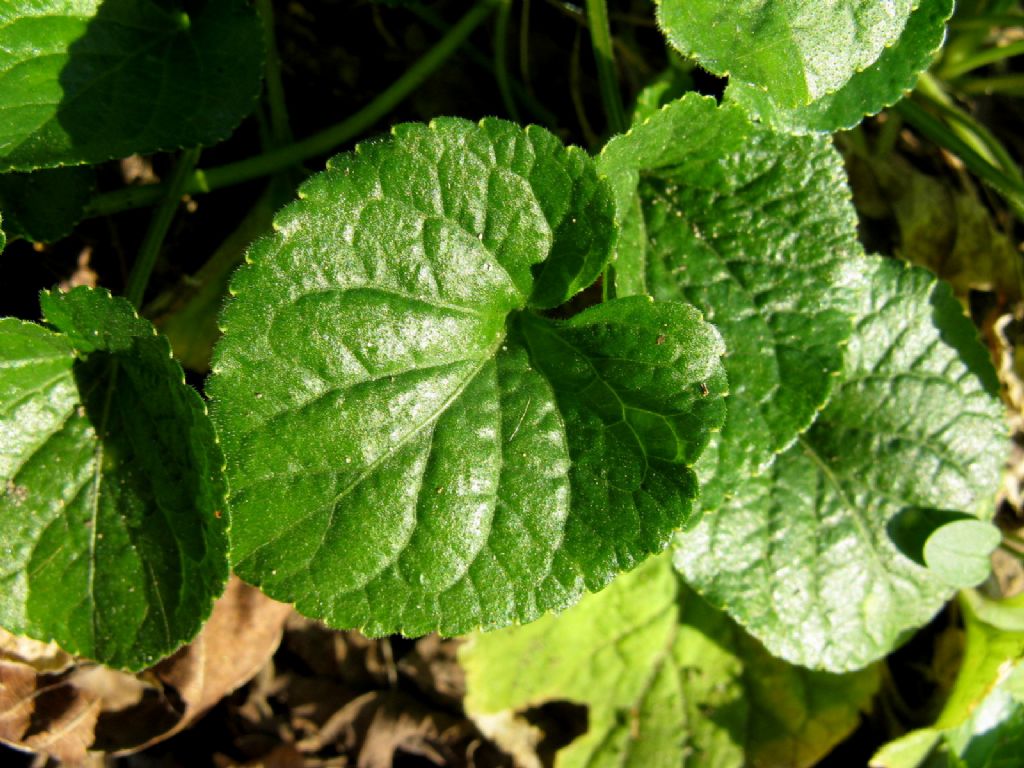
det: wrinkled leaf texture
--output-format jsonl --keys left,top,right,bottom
{"left": 677, "top": 257, "right": 1005, "bottom": 671}
{"left": 210, "top": 117, "right": 729, "bottom": 637}
{"left": 0, "top": 288, "right": 228, "bottom": 670}
{"left": 727, "top": 0, "right": 955, "bottom": 133}
{"left": 599, "top": 94, "right": 863, "bottom": 512}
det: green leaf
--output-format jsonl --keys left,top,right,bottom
{"left": 0, "top": 0, "right": 263, "bottom": 172}
{"left": 462, "top": 554, "right": 879, "bottom": 768}
{"left": 922, "top": 520, "right": 1001, "bottom": 589}
{"left": 0, "top": 166, "right": 95, "bottom": 242}
{"left": 597, "top": 94, "right": 752, "bottom": 228}
{"left": 871, "top": 592, "right": 1024, "bottom": 768}
{"left": 676, "top": 256, "right": 1006, "bottom": 671}
{"left": 0, "top": 287, "right": 229, "bottom": 670}
{"left": 655, "top": 0, "right": 915, "bottom": 107}
{"left": 727, "top": 0, "right": 955, "bottom": 133}
{"left": 209, "top": 117, "right": 728, "bottom": 636}
{"left": 600, "top": 95, "right": 863, "bottom": 512}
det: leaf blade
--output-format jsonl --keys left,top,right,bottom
{"left": 655, "top": 0, "right": 916, "bottom": 107}
{"left": 0, "top": 0, "right": 263, "bottom": 171}
{"left": 211, "top": 119, "right": 726, "bottom": 635}
{"left": 676, "top": 257, "right": 1006, "bottom": 671}
{"left": 0, "top": 288, "right": 229, "bottom": 670}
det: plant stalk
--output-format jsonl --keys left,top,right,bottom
{"left": 124, "top": 147, "right": 201, "bottom": 308}
{"left": 584, "top": 0, "right": 627, "bottom": 134}
{"left": 494, "top": 0, "right": 521, "bottom": 121}
{"left": 256, "top": 0, "right": 293, "bottom": 148}
{"left": 940, "top": 39, "right": 1024, "bottom": 79}
{"left": 916, "top": 74, "right": 1023, "bottom": 184}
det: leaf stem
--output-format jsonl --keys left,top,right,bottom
{"left": 494, "top": 0, "right": 521, "bottom": 121}
{"left": 408, "top": 3, "right": 557, "bottom": 125}
{"left": 84, "top": 0, "right": 498, "bottom": 219}
{"left": 584, "top": 0, "right": 627, "bottom": 134}
{"left": 256, "top": 0, "right": 293, "bottom": 148}
{"left": 125, "top": 147, "right": 201, "bottom": 308}
{"left": 916, "top": 74, "right": 1023, "bottom": 185}
{"left": 956, "top": 73, "right": 1024, "bottom": 96}
{"left": 940, "top": 39, "right": 1024, "bottom": 79}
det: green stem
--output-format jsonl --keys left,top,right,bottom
{"left": 408, "top": 3, "right": 556, "bottom": 124}
{"left": 584, "top": 0, "right": 626, "bottom": 134}
{"left": 125, "top": 147, "right": 201, "bottom": 308}
{"left": 917, "top": 74, "right": 1022, "bottom": 184}
{"left": 940, "top": 39, "right": 1024, "bottom": 79}
{"left": 85, "top": 0, "right": 498, "bottom": 219}
{"left": 893, "top": 98, "right": 1024, "bottom": 221}
{"left": 256, "top": 0, "right": 292, "bottom": 147}
{"left": 957, "top": 73, "right": 1024, "bottom": 95}
{"left": 494, "top": 0, "right": 521, "bottom": 121}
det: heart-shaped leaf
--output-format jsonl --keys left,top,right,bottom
{"left": 676, "top": 257, "right": 1006, "bottom": 671}
{"left": 0, "top": 287, "right": 229, "bottom": 670}
{"left": 209, "top": 118, "right": 728, "bottom": 636}
{"left": 923, "top": 520, "right": 1001, "bottom": 589}
{"left": 0, "top": 0, "right": 263, "bottom": 172}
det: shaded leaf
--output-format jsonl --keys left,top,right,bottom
{"left": 210, "top": 117, "right": 727, "bottom": 637}
{"left": 655, "top": 0, "right": 915, "bottom": 107}
{"left": 0, "top": 0, "right": 263, "bottom": 171}
{"left": 676, "top": 257, "right": 1006, "bottom": 671}
{"left": 462, "top": 554, "right": 879, "bottom": 768}
{"left": 0, "top": 287, "right": 229, "bottom": 670}
{"left": 0, "top": 166, "right": 95, "bottom": 242}
{"left": 845, "top": 147, "right": 1021, "bottom": 299}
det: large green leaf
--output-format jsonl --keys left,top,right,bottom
{"left": 0, "top": 287, "right": 229, "bottom": 670}
{"left": 727, "top": 0, "right": 955, "bottom": 134}
{"left": 209, "top": 118, "right": 728, "bottom": 636}
{"left": 871, "top": 592, "right": 1024, "bottom": 768}
{"left": 676, "top": 257, "right": 1006, "bottom": 671}
{"left": 0, "top": 0, "right": 263, "bottom": 172}
{"left": 600, "top": 95, "right": 863, "bottom": 512}
{"left": 462, "top": 554, "right": 879, "bottom": 768}
{"left": 655, "top": 0, "right": 915, "bottom": 108}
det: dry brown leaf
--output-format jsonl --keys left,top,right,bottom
{"left": 0, "top": 628, "right": 74, "bottom": 674}
{"left": 0, "top": 658, "right": 103, "bottom": 765}
{"left": 846, "top": 149, "right": 1021, "bottom": 299}
{"left": 0, "top": 577, "right": 291, "bottom": 762}
{"left": 398, "top": 635, "right": 465, "bottom": 710}
{"left": 107, "top": 576, "right": 293, "bottom": 755}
